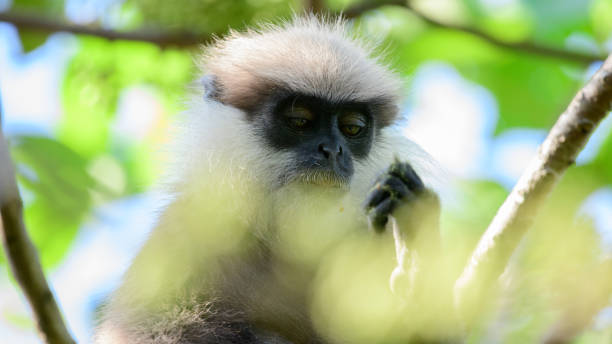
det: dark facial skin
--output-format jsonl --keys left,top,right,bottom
{"left": 253, "top": 93, "right": 377, "bottom": 188}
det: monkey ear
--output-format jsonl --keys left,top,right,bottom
{"left": 200, "top": 74, "right": 220, "bottom": 101}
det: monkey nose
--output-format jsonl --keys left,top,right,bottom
{"left": 318, "top": 142, "right": 343, "bottom": 161}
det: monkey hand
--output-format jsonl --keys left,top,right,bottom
{"left": 364, "top": 159, "right": 439, "bottom": 234}
{"left": 364, "top": 160, "right": 441, "bottom": 298}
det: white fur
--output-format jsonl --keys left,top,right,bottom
{"left": 95, "top": 16, "right": 442, "bottom": 344}
{"left": 164, "top": 95, "right": 442, "bottom": 207}
{"left": 205, "top": 16, "right": 401, "bottom": 102}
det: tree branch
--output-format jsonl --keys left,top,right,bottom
{"left": 0, "top": 11, "right": 212, "bottom": 47}
{"left": 342, "top": 0, "right": 606, "bottom": 64}
{"left": 342, "top": 0, "right": 405, "bottom": 18}
{"left": 454, "top": 55, "right": 612, "bottom": 324}
{"left": 1, "top": 2, "right": 608, "bottom": 64}
{"left": 0, "top": 96, "right": 75, "bottom": 343}
{"left": 304, "top": 0, "right": 324, "bottom": 14}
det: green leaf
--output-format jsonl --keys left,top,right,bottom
{"left": 11, "top": 0, "right": 64, "bottom": 14}
{"left": 60, "top": 37, "right": 193, "bottom": 158}
{"left": 590, "top": 0, "right": 612, "bottom": 41}
{"left": 23, "top": 199, "right": 81, "bottom": 268}
{"left": 591, "top": 125, "right": 612, "bottom": 183}
{"left": 2, "top": 310, "right": 35, "bottom": 330}
{"left": 16, "top": 29, "right": 50, "bottom": 53}
{"left": 440, "top": 179, "right": 509, "bottom": 272}
{"left": 10, "top": 136, "right": 96, "bottom": 200}
{"left": 442, "top": 179, "right": 508, "bottom": 238}
{"left": 6, "top": 135, "right": 97, "bottom": 267}
{"left": 522, "top": 0, "right": 593, "bottom": 44}
{"left": 386, "top": 26, "right": 581, "bottom": 133}
{"left": 121, "top": 0, "right": 297, "bottom": 34}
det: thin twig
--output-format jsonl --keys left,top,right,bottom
{"left": 454, "top": 54, "right": 612, "bottom": 325}
{"left": 0, "top": 95, "right": 75, "bottom": 343}
{"left": 1, "top": 3, "right": 608, "bottom": 63}
{"left": 342, "top": 0, "right": 606, "bottom": 64}
{"left": 304, "top": 0, "right": 324, "bottom": 14}
{"left": 0, "top": 11, "right": 212, "bottom": 47}
{"left": 342, "top": 0, "right": 405, "bottom": 18}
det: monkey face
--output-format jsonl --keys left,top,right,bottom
{"left": 256, "top": 93, "right": 376, "bottom": 189}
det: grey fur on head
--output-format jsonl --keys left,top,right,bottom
{"left": 200, "top": 15, "right": 402, "bottom": 127}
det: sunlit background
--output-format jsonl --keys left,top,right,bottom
{"left": 1, "top": 0, "right": 611, "bottom": 343}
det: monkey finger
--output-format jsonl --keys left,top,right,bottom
{"left": 364, "top": 175, "right": 412, "bottom": 210}
{"left": 390, "top": 162, "right": 424, "bottom": 192}
{"left": 364, "top": 181, "right": 391, "bottom": 209}
{"left": 367, "top": 197, "right": 398, "bottom": 233}
{"left": 384, "top": 176, "right": 410, "bottom": 199}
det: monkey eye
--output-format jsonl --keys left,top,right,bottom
{"left": 289, "top": 117, "right": 309, "bottom": 128}
{"left": 284, "top": 106, "right": 313, "bottom": 130}
{"left": 339, "top": 112, "right": 367, "bottom": 137}
{"left": 342, "top": 125, "right": 362, "bottom": 136}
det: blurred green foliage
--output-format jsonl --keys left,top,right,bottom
{"left": 7, "top": 136, "right": 97, "bottom": 267}
{"left": 61, "top": 37, "right": 193, "bottom": 192}
{"left": 1, "top": 0, "right": 611, "bottom": 342}
{"left": 12, "top": 0, "right": 63, "bottom": 14}
{"left": 123, "top": 0, "right": 300, "bottom": 33}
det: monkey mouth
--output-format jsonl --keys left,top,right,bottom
{"left": 291, "top": 170, "right": 350, "bottom": 189}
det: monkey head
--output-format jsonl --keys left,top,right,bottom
{"left": 199, "top": 16, "right": 404, "bottom": 190}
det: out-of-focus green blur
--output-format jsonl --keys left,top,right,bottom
{"left": 0, "top": 0, "right": 611, "bottom": 343}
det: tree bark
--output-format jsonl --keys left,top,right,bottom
{"left": 454, "top": 55, "right": 612, "bottom": 324}
{"left": 0, "top": 98, "right": 76, "bottom": 344}
{"left": 0, "top": 11, "right": 211, "bottom": 47}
